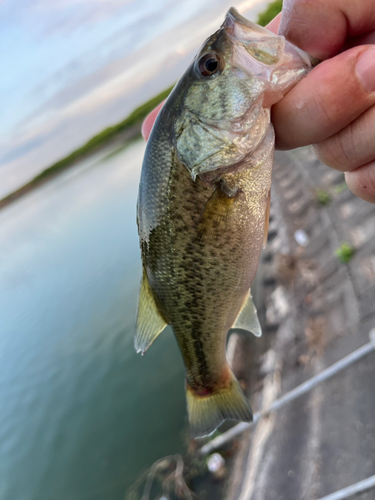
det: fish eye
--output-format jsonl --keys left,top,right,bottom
{"left": 197, "top": 53, "right": 222, "bottom": 77}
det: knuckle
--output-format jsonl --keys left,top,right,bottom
{"left": 314, "top": 106, "right": 375, "bottom": 172}
{"left": 280, "top": 0, "right": 325, "bottom": 40}
{"left": 314, "top": 131, "right": 355, "bottom": 171}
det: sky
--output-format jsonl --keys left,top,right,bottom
{"left": 0, "top": 0, "right": 269, "bottom": 198}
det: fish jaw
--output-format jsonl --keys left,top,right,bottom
{"left": 224, "top": 7, "right": 314, "bottom": 107}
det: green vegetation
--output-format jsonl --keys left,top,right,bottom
{"left": 257, "top": 0, "right": 283, "bottom": 27}
{"left": 32, "top": 84, "right": 174, "bottom": 184}
{"left": 334, "top": 181, "right": 348, "bottom": 194}
{"left": 315, "top": 189, "right": 331, "bottom": 206}
{"left": 0, "top": 84, "right": 174, "bottom": 208}
{"left": 1, "top": 0, "right": 286, "bottom": 209}
{"left": 335, "top": 243, "right": 355, "bottom": 263}
{"left": 314, "top": 182, "right": 348, "bottom": 207}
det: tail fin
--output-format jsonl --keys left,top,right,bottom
{"left": 186, "top": 372, "right": 252, "bottom": 438}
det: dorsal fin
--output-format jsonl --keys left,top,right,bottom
{"left": 232, "top": 291, "right": 262, "bottom": 337}
{"left": 135, "top": 270, "right": 168, "bottom": 355}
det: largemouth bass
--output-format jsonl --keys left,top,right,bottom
{"left": 136, "top": 8, "right": 312, "bottom": 437}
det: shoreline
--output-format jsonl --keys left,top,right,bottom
{"left": 0, "top": 125, "right": 142, "bottom": 211}
{"left": 0, "top": 84, "right": 174, "bottom": 211}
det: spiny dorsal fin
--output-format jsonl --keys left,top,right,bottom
{"left": 135, "top": 270, "right": 167, "bottom": 355}
{"left": 232, "top": 291, "right": 262, "bottom": 337}
{"left": 263, "top": 190, "right": 271, "bottom": 249}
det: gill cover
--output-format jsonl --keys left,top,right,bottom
{"left": 174, "top": 7, "right": 312, "bottom": 180}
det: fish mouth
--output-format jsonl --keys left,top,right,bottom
{"left": 224, "top": 7, "right": 319, "bottom": 67}
{"left": 224, "top": 7, "right": 272, "bottom": 36}
{"left": 222, "top": 8, "right": 286, "bottom": 79}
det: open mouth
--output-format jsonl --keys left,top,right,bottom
{"left": 223, "top": 7, "right": 273, "bottom": 41}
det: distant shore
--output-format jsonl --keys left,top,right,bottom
{"left": 0, "top": 85, "right": 173, "bottom": 210}
{"left": 0, "top": 0, "right": 283, "bottom": 211}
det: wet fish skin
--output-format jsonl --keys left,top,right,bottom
{"left": 136, "top": 8, "right": 312, "bottom": 437}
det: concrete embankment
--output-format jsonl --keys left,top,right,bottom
{"left": 226, "top": 147, "right": 375, "bottom": 500}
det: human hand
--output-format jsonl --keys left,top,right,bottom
{"left": 142, "top": 1, "right": 375, "bottom": 203}
{"left": 272, "top": 0, "right": 375, "bottom": 203}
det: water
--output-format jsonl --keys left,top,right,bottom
{"left": 0, "top": 140, "right": 188, "bottom": 500}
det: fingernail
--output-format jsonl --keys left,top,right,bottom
{"left": 356, "top": 46, "right": 375, "bottom": 93}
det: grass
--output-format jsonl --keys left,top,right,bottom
{"left": 0, "top": 84, "right": 174, "bottom": 207}
{"left": 257, "top": 0, "right": 283, "bottom": 26}
{"left": 335, "top": 243, "right": 355, "bottom": 263}
{"left": 32, "top": 84, "right": 174, "bottom": 184}
{"left": 1, "top": 0, "right": 285, "bottom": 208}
{"left": 334, "top": 181, "right": 348, "bottom": 194}
{"left": 315, "top": 189, "right": 331, "bottom": 206}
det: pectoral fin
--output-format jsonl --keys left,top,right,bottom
{"left": 196, "top": 182, "right": 238, "bottom": 240}
{"left": 135, "top": 271, "right": 167, "bottom": 355}
{"left": 232, "top": 291, "right": 262, "bottom": 337}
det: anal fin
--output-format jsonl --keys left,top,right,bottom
{"left": 135, "top": 270, "right": 167, "bottom": 355}
{"left": 232, "top": 290, "right": 262, "bottom": 338}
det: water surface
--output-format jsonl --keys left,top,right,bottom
{"left": 0, "top": 140, "right": 187, "bottom": 500}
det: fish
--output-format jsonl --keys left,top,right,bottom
{"left": 135, "top": 7, "right": 313, "bottom": 437}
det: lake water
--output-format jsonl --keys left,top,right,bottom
{"left": 0, "top": 140, "right": 188, "bottom": 500}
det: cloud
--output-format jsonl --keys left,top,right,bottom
{"left": 33, "top": 0, "right": 133, "bottom": 9}
{"left": 29, "top": 8, "right": 167, "bottom": 113}
{"left": 30, "top": 0, "right": 147, "bottom": 36}
{"left": 0, "top": 0, "right": 269, "bottom": 199}
{"left": 6, "top": 0, "right": 138, "bottom": 40}
{"left": 0, "top": 12, "right": 202, "bottom": 198}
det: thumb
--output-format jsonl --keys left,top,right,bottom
{"left": 272, "top": 45, "right": 375, "bottom": 150}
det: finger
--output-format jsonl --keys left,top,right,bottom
{"left": 343, "top": 29, "right": 375, "bottom": 51}
{"left": 313, "top": 104, "right": 375, "bottom": 172}
{"left": 272, "top": 45, "right": 375, "bottom": 150}
{"left": 141, "top": 101, "right": 165, "bottom": 141}
{"left": 266, "top": 13, "right": 281, "bottom": 34}
{"left": 141, "top": 14, "right": 282, "bottom": 142}
{"left": 140, "top": 14, "right": 282, "bottom": 142}
{"left": 280, "top": 0, "right": 375, "bottom": 59}
{"left": 345, "top": 162, "right": 375, "bottom": 203}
